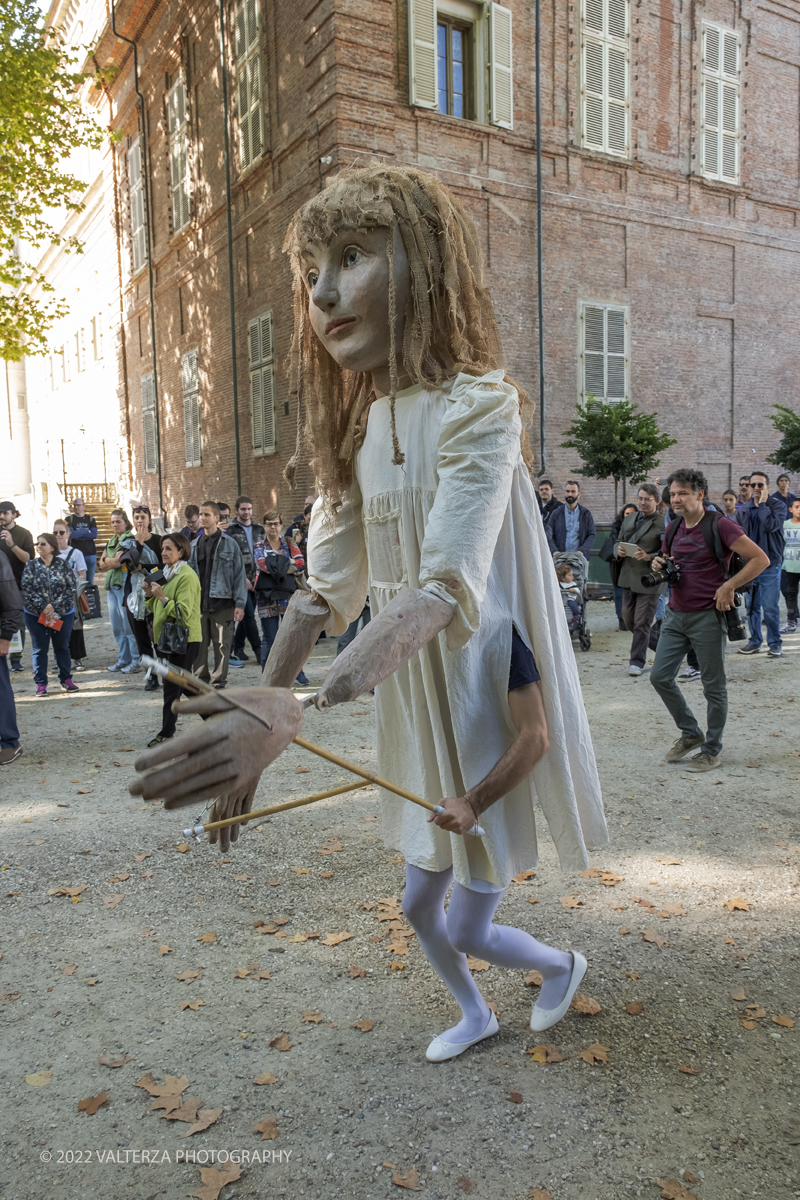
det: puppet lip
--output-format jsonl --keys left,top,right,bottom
{"left": 325, "top": 316, "right": 357, "bottom": 336}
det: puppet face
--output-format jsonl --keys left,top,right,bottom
{"left": 301, "top": 225, "right": 410, "bottom": 393}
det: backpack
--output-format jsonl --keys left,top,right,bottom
{"left": 664, "top": 511, "right": 751, "bottom": 593}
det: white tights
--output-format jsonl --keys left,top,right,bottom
{"left": 403, "top": 863, "right": 573, "bottom": 1043}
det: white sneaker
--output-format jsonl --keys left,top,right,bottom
{"left": 680, "top": 667, "right": 701, "bottom": 680}
{"left": 628, "top": 665, "right": 643, "bottom": 676}
{"left": 530, "top": 952, "right": 588, "bottom": 1032}
{"left": 425, "top": 1011, "right": 499, "bottom": 1062}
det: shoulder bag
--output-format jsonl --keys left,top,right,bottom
{"left": 156, "top": 597, "right": 189, "bottom": 655}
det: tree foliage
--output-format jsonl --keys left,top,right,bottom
{"left": 766, "top": 404, "right": 800, "bottom": 475}
{"left": 560, "top": 399, "right": 677, "bottom": 496}
{"left": 0, "top": 0, "right": 106, "bottom": 361}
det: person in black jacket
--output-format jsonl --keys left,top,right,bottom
{"left": 65, "top": 497, "right": 98, "bottom": 584}
{"left": 0, "top": 552, "right": 23, "bottom": 763}
{"left": 545, "top": 481, "right": 597, "bottom": 561}
{"left": 536, "top": 479, "right": 561, "bottom": 524}
{"left": 735, "top": 471, "right": 787, "bottom": 656}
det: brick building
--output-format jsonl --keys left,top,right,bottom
{"left": 94, "top": 0, "right": 799, "bottom": 526}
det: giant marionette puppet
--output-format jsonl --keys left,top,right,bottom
{"left": 132, "top": 166, "right": 607, "bottom": 1061}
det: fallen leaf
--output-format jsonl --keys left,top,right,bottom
{"left": 390, "top": 961, "right": 406, "bottom": 970}
{"left": 773, "top": 1014, "right": 795, "bottom": 1028}
{"left": 302, "top": 1010, "right": 325, "bottom": 1023}
{"left": 320, "top": 870, "right": 334, "bottom": 878}
{"left": 626, "top": 972, "right": 640, "bottom": 980}
{"left": 683, "top": 1174, "right": 699, "bottom": 1185}
{"left": 572, "top": 992, "right": 601, "bottom": 1015}
{"left": 269, "top": 1033, "right": 294, "bottom": 1052}
{"left": 85, "top": 977, "right": 99, "bottom": 986}
{"left": 746, "top": 1004, "right": 767, "bottom": 1019}
{"left": 731, "top": 987, "right": 746, "bottom": 1001}
{"left": 679, "top": 1064, "right": 697, "bottom": 1075}
{"left": 392, "top": 1168, "right": 423, "bottom": 1190}
{"left": 659, "top": 902, "right": 686, "bottom": 917}
{"left": 634, "top": 896, "right": 656, "bottom": 909}
{"left": 320, "top": 932, "right": 352, "bottom": 946}
{"left": 524, "top": 970, "right": 543, "bottom": 987}
{"left": 360, "top": 815, "right": 378, "bottom": 822}
{"left": 657, "top": 1180, "right": 698, "bottom": 1200}
{"left": 723, "top": 897, "right": 750, "bottom": 911}
{"left": 234, "top": 874, "right": 251, "bottom": 882}
{"left": 109, "top": 873, "right": 130, "bottom": 883}
{"left": 560, "top": 894, "right": 584, "bottom": 908}
{"left": 176, "top": 969, "right": 202, "bottom": 983}
{"left": 253, "top": 1116, "right": 279, "bottom": 1140}
{"left": 175, "top": 844, "right": 189, "bottom": 853}
{"left": 185, "top": 1108, "right": 222, "bottom": 1136}
{"left": 513, "top": 870, "right": 536, "bottom": 883}
{"left": 98, "top": 1054, "right": 130, "bottom": 1068}
{"left": 317, "top": 836, "right": 343, "bottom": 854}
{"left": 349, "top": 965, "right": 367, "bottom": 978}
{"left": 456, "top": 1178, "right": 477, "bottom": 1194}
{"left": 188, "top": 1162, "right": 242, "bottom": 1200}
{"left": 133, "top": 853, "right": 151, "bottom": 862}
{"left": 180, "top": 1000, "right": 205, "bottom": 1011}
{"left": 102, "top": 894, "right": 124, "bottom": 909}
{"left": 740, "top": 1019, "right": 758, "bottom": 1030}
{"left": 251, "top": 969, "right": 271, "bottom": 980}
{"left": 578, "top": 1043, "right": 610, "bottom": 1064}
{"left": 507, "top": 1091, "right": 523, "bottom": 1103}
{"left": 294, "top": 765, "right": 311, "bottom": 773}
{"left": 253, "top": 1072, "right": 278, "bottom": 1085}
{"left": 626, "top": 1001, "right": 644, "bottom": 1015}
{"left": 529, "top": 1191, "right": 553, "bottom": 1200}
{"left": 734, "top": 950, "right": 753, "bottom": 961}
{"left": 288, "top": 933, "right": 309, "bottom": 943}
{"left": 618, "top": 929, "right": 630, "bottom": 935}
{"left": 197, "top": 931, "right": 217, "bottom": 943}
{"left": 580, "top": 867, "right": 602, "bottom": 878}
{"left": 78, "top": 1092, "right": 108, "bottom": 1115}
{"left": 466, "top": 956, "right": 490, "bottom": 972}
{"left": 353, "top": 1019, "right": 373, "bottom": 1032}
{"left": 48, "top": 884, "right": 88, "bottom": 897}
{"left": 159, "top": 945, "right": 173, "bottom": 956}
{"left": 527, "top": 897, "right": 539, "bottom": 904}
{"left": 25, "top": 1070, "right": 52, "bottom": 1086}
{"left": 526, "top": 1044, "right": 568, "bottom": 1063}
{"left": 642, "top": 928, "right": 669, "bottom": 948}
{"left": 358, "top": 902, "right": 377, "bottom": 911}
{"left": 656, "top": 856, "right": 682, "bottom": 865}
{"left": 60, "top": 963, "right": 76, "bottom": 975}
{"left": 135, "top": 1073, "right": 189, "bottom": 1100}
{"left": 234, "top": 968, "right": 251, "bottom": 979}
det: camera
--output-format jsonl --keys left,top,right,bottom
{"left": 145, "top": 568, "right": 167, "bottom": 587}
{"left": 723, "top": 593, "right": 749, "bottom": 641}
{"left": 640, "top": 560, "right": 681, "bottom": 589}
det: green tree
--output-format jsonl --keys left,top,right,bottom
{"left": 767, "top": 404, "right": 800, "bottom": 475}
{"left": 0, "top": 0, "right": 106, "bottom": 361}
{"left": 560, "top": 399, "right": 677, "bottom": 511}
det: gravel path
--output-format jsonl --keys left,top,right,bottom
{"left": 1, "top": 599, "right": 798, "bottom": 1200}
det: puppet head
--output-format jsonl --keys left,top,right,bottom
{"left": 283, "top": 164, "right": 530, "bottom": 503}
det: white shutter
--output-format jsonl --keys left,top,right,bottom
{"left": 248, "top": 312, "right": 276, "bottom": 456}
{"left": 167, "top": 78, "right": 191, "bottom": 231}
{"left": 128, "top": 139, "right": 147, "bottom": 272}
{"left": 237, "top": 69, "right": 251, "bottom": 169}
{"left": 581, "top": 0, "right": 629, "bottom": 156}
{"left": 408, "top": 0, "right": 437, "bottom": 109}
{"left": 141, "top": 372, "right": 157, "bottom": 475}
{"left": 700, "top": 24, "right": 739, "bottom": 183}
{"left": 581, "top": 303, "right": 628, "bottom": 404}
{"left": 490, "top": 4, "right": 514, "bottom": 129}
{"left": 249, "top": 57, "right": 263, "bottom": 162}
{"left": 181, "top": 350, "right": 201, "bottom": 467}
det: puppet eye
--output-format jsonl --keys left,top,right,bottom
{"left": 306, "top": 270, "right": 319, "bottom": 289}
{"left": 342, "top": 246, "right": 363, "bottom": 269}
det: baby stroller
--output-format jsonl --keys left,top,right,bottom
{"left": 552, "top": 551, "right": 591, "bottom": 652}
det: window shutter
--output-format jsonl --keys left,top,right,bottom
{"left": 701, "top": 24, "right": 739, "bottom": 183}
{"left": 258, "top": 311, "right": 273, "bottom": 362}
{"left": 246, "top": 0, "right": 258, "bottom": 46}
{"left": 237, "top": 70, "right": 251, "bottom": 169}
{"left": 248, "top": 312, "right": 276, "bottom": 456}
{"left": 167, "top": 79, "right": 191, "bottom": 231}
{"left": 581, "top": 303, "right": 628, "bottom": 404}
{"left": 181, "top": 350, "right": 201, "bottom": 467}
{"left": 581, "top": 0, "right": 629, "bottom": 156}
{"left": 490, "top": 3, "right": 514, "bottom": 129}
{"left": 141, "top": 372, "right": 157, "bottom": 474}
{"left": 249, "top": 56, "right": 263, "bottom": 162}
{"left": 408, "top": 0, "right": 437, "bottom": 109}
{"left": 128, "top": 140, "right": 147, "bottom": 272}
{"left": 261, "top": 366, "right": 276, "bottom": 453}
{"left": 235, "top": 2, "right": 247, "bottom": 59}
{"left": 250, "top": 367, "right": 264, "bottom": 453}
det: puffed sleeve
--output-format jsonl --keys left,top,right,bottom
{"left": 419, "top": 370, "right": 522, "bottom": 650}
{"left": 305, "top": 482, "right": 369, "bottom": 636}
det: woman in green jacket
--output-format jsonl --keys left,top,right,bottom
{"left": 143, "top": 532, "right": 202, "bottom": 746}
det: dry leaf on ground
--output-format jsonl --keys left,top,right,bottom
{"left": 302, "top": 1010, "right": 325, "bottom": 1024}
{"left": 318, "top": 836, "right": 343, "bottom": 854}
{"left": 234, "top": 968, "right": 250, "bottom": 979}
{"left": 294, "top": 766, "right": 311, "bottom": 773}
{"left": 163, "top": 1098, "right": 202, "bottom": 1122}
{"left": 657, "top": 1180, "right": 698, "bottom": 1200}
{"left": 47, "top": 885, "right": 89, "bottom": 897}
{"left": 572, "top": 992, "right": 601, "bottom": 1015}
{"left": 456, "top": 1178, "right": 476, "bottom": 1194}
{"left": 25, "top": 1070, "right": 52, "bottom": 1086}
{"left": 253, "top": 1116, "right": 279, "bottom": 1140}
{"left": 679, "top": 1064, "right": 697, "bottom": 1075}
{"left": 251, "top": 969, "right": 271, "bottom": 980}
{"left": 253, "top": 1072, "right": 277, "bottom": 1085}
{"left": 740, "top": 1020, "right": 758, "bottom": 1030}
{"left": 642, "top": 928, "right": 669, "bottom": 948}
{"left": 513, "top": 870, "right": 536, "bottom": 883}
{"left": 180, "top": 1000, "right": 205, "bottom": 1011}
{"left": 580, "top": 867, "right": 602, "bottom": 878}
{"left": 746, "top": 1005, "right": 767, "bottom": 1019}
{"left": 349, "top": 965, "right": 366, "bottom": 978}
{"left": 390, "top": 962, "right": 405, "bottom": 971}
{"left": 578, "top": 1043, "right": 610, "bottom": 1064}
{"left": 626, "top": 972, "right": 640, "bottom": 980}
{"left": 291, "top": 868, "right": 309, "bottom": 875}
{"left": 197, "top": 931, "right": 217, "bottom": 943}
{"left": 524, "top": 970, "right": 543, "bottom": 987}
{"left": 102, "top": 895, "right": 124, "bottom": 909}
{"left": 731, "top": 988, "right": 746, "bottom": 1001}
{"left": 188, "top": 1163, "right": 242, "bottom": 1200}
{"left": 269, "top": 1033, "right": 293, "bottom": 1052}
{"left": 658, "top": 903, "right": 686, "bottom": 917}
{"left": 626, "top": 1002, "right": 644, "bottom": 1015}
{"left": 656, "top": 856, "right": 681, "bottom": 865}
{"left": 78, "top": 1092, "right": 108, "bottom": 1115}
{"left": 466, "top": 956, "right": 490, "bottom": 971}
{"left": 158, "top": 945, "right": 173, "bottom": 956}
{"left": 176, "top": 969, "right": 202, "bottom": 983}
{"left": 773, "top": 1014, "right": 795, "bottom": 1028}
{"left": 529, "top": 1191, "right": 553, "bottom": 1200}
{"left": 392, "top": 1168, "right": 423, "bottom": 1190}
{"left": 353, "top": 1019, "right": 373, "bottom": 1032}
{"left": 98, "top": 1054, "right": 129, "bottom": 1068}
{"left": 507, "top": 1091, "right": 523, "bottom": 1103}
{"left": 320, "top": 870, "right": 334, "bottom": 878}
{"left": 60, "top": 964, "right": 76, "bottom": 975}
{"left": 560, "top": 894, "right": 584, "bottom": 908}
{"left": 86, "top": 977, "right": 98, "bottom": 986}
{"left": 723, "top": 897, "right": 750, "bottom": 911}
{"left": 175, "top": 844, "right": 189, "bottom": 854}
{"left": 320, "top": 932, "right": 352, "bottom": 946}
{"left": 136, "top": 1073, "right": 189, "bottom": 1100}
{"left": 185, "top": 1109, "right": 222, "bottom": 1137}
{"left": 526, "top": 1044, "right": 568, "bottom": 1063}
{"left": 133, "top": 853, "right": 151, "bottom": 862}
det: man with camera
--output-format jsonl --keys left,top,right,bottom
{"left": 649, "top": 469, "right": 769, "bottom": 773}
{"left": 613, "top": 483, "right": 667, "bottom": 676}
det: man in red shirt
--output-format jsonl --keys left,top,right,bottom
{"left": 649, "top": 469, "right": 768, "bottom": 772}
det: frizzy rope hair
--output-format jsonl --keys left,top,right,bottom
{"left": 283, "top": 164, "right": 532, "bottom": 505}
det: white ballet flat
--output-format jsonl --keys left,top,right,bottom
{"left": 425, "top": 1011, "right": 499, "bottom": 1062}
{"left": 529, "top": 951, "right": 588, "bottom": 1032}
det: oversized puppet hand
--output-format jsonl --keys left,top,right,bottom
{"left": 130, "top": 687, "right": 304, "bottom": 850}
{"left": 315, "top": 587, "right": 453, "bottom": 708}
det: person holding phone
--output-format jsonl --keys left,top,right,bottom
{"left": 613, "top": 484, "right": 667, "bottom": 676}
{"left": 254, "top": 510, "right": 308, "bottom": 683}
{"left": 20, "top": 533, "right": 79, "bottom": 696}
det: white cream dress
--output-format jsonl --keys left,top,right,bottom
{"left": 306, "top": 370, "right": 607, "bottom": 889}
